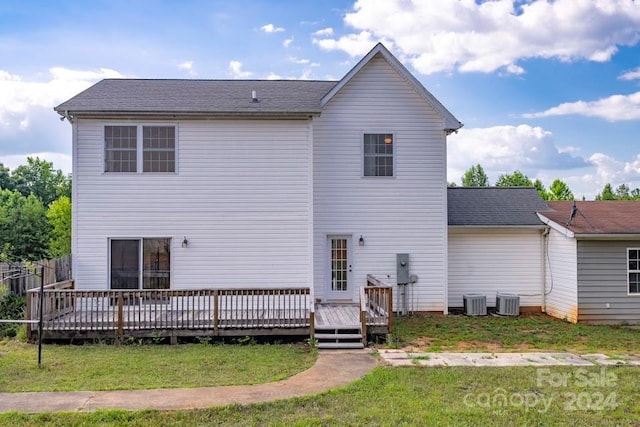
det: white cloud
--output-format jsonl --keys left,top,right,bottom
{"left": 313, "top": 27, "right": 334, "bottom": 37}
{"left": 260, "top": 23, "right": 285, "bottom": 33}
{"left": 447, "top": 124, "right": 588, "bottom": 184}
{"left": 266, "top": 72, "right": 283, "bottom": 80}
{"left": 619, "top": 67, "right": 640, "bottom": 80}
{"left": 283, "top": 37, "right": 294, "bottom": 48}
{"left": 523, "top": 91, "right": 640, "bottom": 121}
{"left": 228, "top": 60, "right": 252, "bottom": 79}
{"left": 316, "top": 0, "right": 640, "bottom": 75}
{"left": 0, "top": 67, "right": 125, "bottom": 156}
{"left": 289, "top": 57, "right": 310, "bottom": 65}
{"left": 177, "top": 61, "right": 197, "bottom": 76}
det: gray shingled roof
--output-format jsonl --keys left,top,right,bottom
{"left": 448, "top": 187, "right": 549, "bottom": 227}
{"left": 55, "top": 79, "right": 338, "bottom": 115}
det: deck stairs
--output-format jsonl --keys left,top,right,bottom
{"left": 314, "top": 303, "right": 365, "bottom": 349}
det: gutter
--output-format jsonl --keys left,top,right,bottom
{"left": 52, "top": 110, "right": 322, "bottom": 120}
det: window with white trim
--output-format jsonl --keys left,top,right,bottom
{"left": 143, "top": 126, "right": 176, "bottom": 172}
{"left": 104, "top": 125, "right": 176, "bottom": 173}
{"left": 628, "top": 249, "right": 640, "bottom": 294}
{"left": 363, "top": 133, "right": 393, "bottom": 177}
{"left": 105, "top": 126, "right": 137, "bottom": 172}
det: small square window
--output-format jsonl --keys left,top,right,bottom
{"left": 628, "top": 249, "right": 640, "bottom": 295}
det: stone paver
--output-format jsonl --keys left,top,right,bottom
{"left": 378, "top": 350, "right": 640, "bottom": 367}
{"left": 0, "top": 349, "right": 377, "bottom": 414}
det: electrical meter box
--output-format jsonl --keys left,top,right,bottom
{"left": 397, "top": 253, "right": 410, "bottom": 285}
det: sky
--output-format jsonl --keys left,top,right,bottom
{"left": 1, "top": 0, "right": 639, "bottom": 199}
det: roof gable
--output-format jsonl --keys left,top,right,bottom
{"left": 448, "top": 187, "right": 549, "bottom": 227}
{"left": 321, "top": 43, "right": 462, "bottom": 132}
{"left": 538, "top": 201, "right": 640, "bottom": 235}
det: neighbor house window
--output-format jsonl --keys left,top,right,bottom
{"left": 110, "top": 238, "right": 171, "bottom": 290}
{"left": 629, "top": 249, "right": 640, "bottom": 294}
{"left": 363, "top": 133, "right": 393, "bottom": 177}
{"left": 104, "top": 125, "right": 176, "bottom": 173}
{"left": 143, "top": 126, "right": 176, "bottom": 172}
{"left": 105, "top": 126, "right": 137, "bottom": 172}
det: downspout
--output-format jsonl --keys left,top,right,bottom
{"left": 541, "top": 226, "right": 550, "bottom": 313}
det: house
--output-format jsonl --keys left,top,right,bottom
{"left": 447, "top": 187, "right": 550, "bottom": 311}
{"left": 537, "top": 201, "right": 640, "bottom": 324}
{"left": 45, "top": 43, "right": 462, "bottom": 341}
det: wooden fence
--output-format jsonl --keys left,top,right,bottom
{"left": 0, "top": 255, "right": 71, "bottom": 296}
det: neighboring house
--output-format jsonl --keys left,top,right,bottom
{"left": 447, "top": 187, "right": 549, "bottom": 311}
{"left": 54, "top": 43, "right": 462, "bottom": 314}
{"left": 537, "top": 201, "right": 640, "bottom": 324}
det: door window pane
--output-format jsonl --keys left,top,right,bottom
{"left": 110, "top": 240, "right": 139, "bottom": 289}
{"left": 143, "top": 238, "right": 171, "bottom": 289}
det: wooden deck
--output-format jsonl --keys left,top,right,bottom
{"left": 26, "top": 278, "right": 393, "bottom": 341}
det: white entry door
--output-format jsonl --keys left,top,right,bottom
{"left": 326, "top": 235, "right": 353, "bottom": 301}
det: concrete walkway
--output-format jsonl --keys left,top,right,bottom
{"left": 0, "top": 349, "right": 377, "bottom": 414}
{"left": 379, "top": 350, "right": 640, "bottom": 367}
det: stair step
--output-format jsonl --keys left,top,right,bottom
{"left": 315, "top": 333, "right": 363, "bottom": 340}
{"left": 317, "top": 342, "right": 365, "bottom": 349}
{"left": 314, "top": 324, "right": 362, "bottom": 330}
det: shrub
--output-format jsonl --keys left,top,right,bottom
{"left": 0, "top": 290, "right": 26, "bottom": 338}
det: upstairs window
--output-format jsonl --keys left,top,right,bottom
{"left": 364, "top": 133, "right": 393, "bottom": 177}
{"left": 104, "top": 125, "right": 176, "bottom": 173}
{"left": 105, "top": 126, "right": 137, "bottom": 172}
{"left": 143, "top": 126, "right": 176, "bottom": 172}
{"left": 629, "top": 249, "right": 640, "bottom": 294}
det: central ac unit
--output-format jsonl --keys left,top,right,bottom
{"left": 463, "top": 294, "right": 487, "bottom": 316}
{"left": 496, "top": 293, "right": 520, "bottom": 316}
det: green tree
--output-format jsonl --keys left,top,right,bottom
{"left": 615, "top": 184, "right": 630, "bottom": 200}
{"left": 548, "top": 179, "right": 574, "bottom": 201}
{"left": 10, "top": 157, "right": 71, "bottom": 206}
{"left": 632, "top": 188, "right": 640, "bottom": 199}
{"left": 47, "top": 196, "right": 71, "bottom": 257}
{"left": 461, "top": 164, "right": 489, "bottom": 187}
{"left": 495, "top": 170, "right": 532, "bottom": 187}
{"left": 533, "top": 179, "right": 548, "bottom": 200}
{"left": 0, "top": 190, "right": 51, "bottom": 261}
{"left": 596, "top": 183, "right": 616, "bottom": 200}
{"left": 0, "top": 163, "right": 12, "bottom": 191}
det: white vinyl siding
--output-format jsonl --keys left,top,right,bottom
{"left": 73, "top": 118, "right": 311, "bottom": 290}
{"left": 544, "top": 228, "right": 578, "bottom": 323}
{"left": 313, "top": 54, "right": 448, "bottom": 311}
{"left": 448, "top": 229, "right": 544, "bottom": 308}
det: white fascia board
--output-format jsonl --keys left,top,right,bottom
{"left": 536, "top": 213, "right": 574, "bottom": 238}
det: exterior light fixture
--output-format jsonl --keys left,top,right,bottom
{"left": 182, "top": 237, "right": 188, "bottom": 248}
{"left": 384, "top": 135, "right": 393, "bottom": 144}
{"left": 359, "top": 235, "right": 365, "bottom": 246}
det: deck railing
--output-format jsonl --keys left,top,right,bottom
{"left": 26, "top": 286, "right": 312, "bottom": 339}
{"left": 363, "top": 274, "right": 393, "bottom": 332}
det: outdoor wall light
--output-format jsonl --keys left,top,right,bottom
{"left": 182, "top": 237, "right": 189, "bottom": 248}
{"left": 359, "top": 235, "right": 365, "bottom": 246}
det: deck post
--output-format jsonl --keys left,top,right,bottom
{"left": 25, "top": 291, "right": 33, "bottom": 341}
{"left": 387, "top": 287, "right": 393, "bottom": 333}
{"left": 116, "top": 293, "right": 124, "bottom": 340}
{"left": 309, "top": 311, "right": 315, "bottom": 339}
{"left": 213, "top": 290, "right": 219, "bottom": 332}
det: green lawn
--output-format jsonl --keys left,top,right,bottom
{"left": 389, "top": 312, "right": 640, "bottom": 354}
{"left": 2, "top": 366, "right": 638, "bottom": 426}
{"left": 0, "top": 340, "right": 316, "bottom": 392}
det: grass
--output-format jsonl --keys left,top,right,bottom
{"left": 0, "top": 340, "right": 316, "bottom": 392}
{"left": 1, "top": 366, "right": 639, "bottom": 426}
{"left": 389, "top": 312, "right": 640, "bottom": 354}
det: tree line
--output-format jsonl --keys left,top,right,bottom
{"left": 452, "top": 164, "right": 640, "bottom": 201}
{"left": 0, "top": 157, "right": 71, "bottom": 262}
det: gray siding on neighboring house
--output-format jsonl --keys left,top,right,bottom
{"left": 577, "top": 240, "right": 640, "bottom": 324}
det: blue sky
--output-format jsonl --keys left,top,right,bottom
{"left": 1, "top": 0, "right": 639, "bottom": 198}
